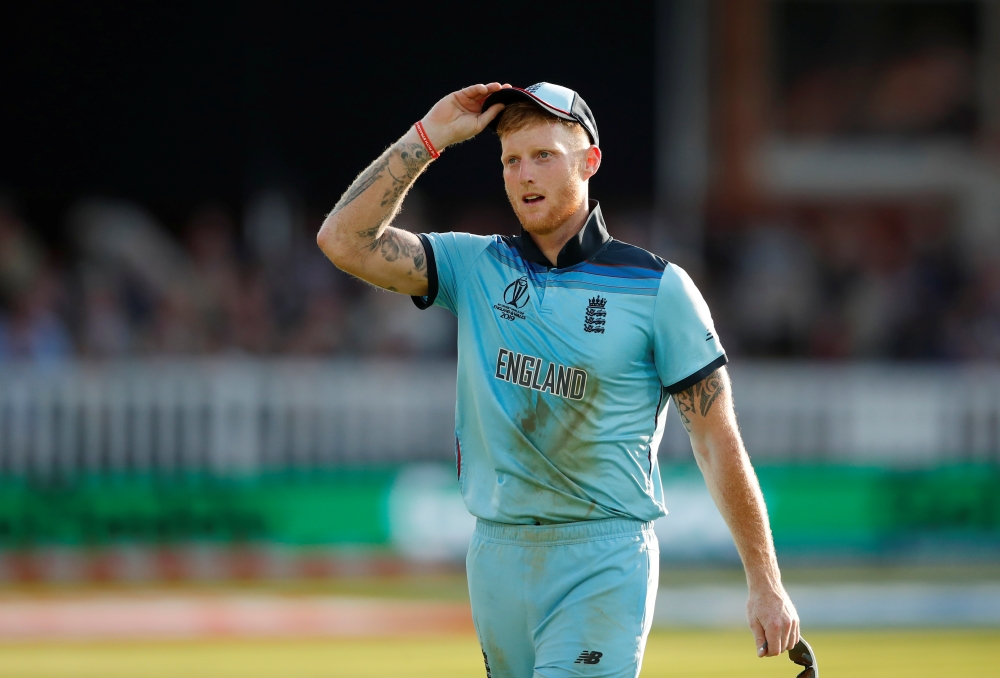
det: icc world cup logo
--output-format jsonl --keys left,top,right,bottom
{"left": 503, "top": 277, "right": 531, "bottom": 308}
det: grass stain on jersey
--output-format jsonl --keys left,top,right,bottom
{"left": 515, "top": 374, "right": 604, "bottom": 504}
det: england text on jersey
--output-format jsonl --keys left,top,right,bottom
{"left": 494, "top": 347, "right": 588, "bottom": 400}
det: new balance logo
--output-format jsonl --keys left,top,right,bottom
{"left": 575, "top": 650, "right": 603, "bottom": 665}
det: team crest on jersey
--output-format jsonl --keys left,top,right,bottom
{"left": 494, "top": 276, "right": 530, "bottom": 321}
{"left": 584, "top": 296, "right": 607, "bottom": 334}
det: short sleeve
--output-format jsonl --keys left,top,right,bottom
{"left": 411, "top": 232, "right": 493, "bottom": 315}
{"left": 653, "top": 263, "right": 728, "bottom": 394}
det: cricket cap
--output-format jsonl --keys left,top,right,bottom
{"left": 482, "top": 82, "right": 599, "bottom": 146}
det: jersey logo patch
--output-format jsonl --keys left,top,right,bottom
{"left": 575, "top": 650, "right": 603, "bottom": 664}
{"left": 495, "top": 347, "right": 588, "bottom": 400}
{"left": 584, "top": 296, "right": 607, "bottom": 334}
{"left": 494, "top": 277, "right": 530, "bottom": 321}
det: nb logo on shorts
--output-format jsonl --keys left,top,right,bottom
{"left": 574, "top": 650, "right": 603, "bottom": 665}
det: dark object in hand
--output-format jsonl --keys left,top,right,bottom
{"left": 761, "top": 638, "right": 818, "bottom": 677}
{"left": 788, "top": 638, "right": 818, "bottom": 678}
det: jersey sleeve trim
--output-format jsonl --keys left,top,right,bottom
{"left": 664, "top": 354, "right": 728, "bottom": 395}
{"left": 410, "top": 233, "right": 438, "bottom": 310}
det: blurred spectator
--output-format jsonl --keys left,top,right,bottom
{"left": 0, "top": 204, "right": 73, "bottom": 365}
{"left": 81, "top": 276, "right": 132, "bottom": 357}
{"left": 0, "top": 204, "right": 45, "bottom": 302}
{"left": 948, "top": 262, "right": 1000, "bottom": 360}
{"left": 727, "top": 224, "right": 819, "bottom": 356}
{"left": 0, "top": 265, "right": 73, "bottom": 366}
{"left": 285, "top": 290, "right": 347, "bottom": 355}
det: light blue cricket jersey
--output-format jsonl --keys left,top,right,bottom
{"left": 412, "top": 201, "right": 726, "bottom": 525}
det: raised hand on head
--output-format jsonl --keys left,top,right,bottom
{"left": 420, "top": 82, "right": 512, "bottom": 151}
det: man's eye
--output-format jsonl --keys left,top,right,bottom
{"left": 539, "top": 152, "right": 550, "bottom": 159}
{"left": 506, "top": 157, "right": 517, "bottom": 165}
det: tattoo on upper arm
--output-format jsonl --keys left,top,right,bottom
{"left": 671, "top": 369, "right": 726, "bottom": 433}
{"left": 372, "top": 228, "right": 425, "bottom": 271}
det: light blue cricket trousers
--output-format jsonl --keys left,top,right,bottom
{"left": 467, "top": 517, "right": 659, "bottom": 678}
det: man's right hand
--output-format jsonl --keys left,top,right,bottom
{"left": 420, "top": 82, "right": 512, "bottom": 151}
{"left": 317, "top": 83, "right": 511, "bottom": 296}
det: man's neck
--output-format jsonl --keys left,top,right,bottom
{"left": 526, "top": 199, "right": 591, "bottom": 267}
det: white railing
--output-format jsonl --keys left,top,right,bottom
{"left": 0, "top": 359, "right": 456, "bottom": 477}
{"left": 727, "top": 362, "right": 1000, "bottom": 465}
{"left": 0, "top": 359, "right": 997, "bottom": 476}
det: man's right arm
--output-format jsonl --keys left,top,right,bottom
{"left": 317, "top": 129, "right": 434, "bottom": 295}
{"left": 316, "top": 82, "right": 510, "bottom": 296}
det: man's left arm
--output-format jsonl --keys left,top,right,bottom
{"left": 672, "top": 366, "right": 800, "bottom": 658}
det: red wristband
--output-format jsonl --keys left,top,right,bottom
{"left": 414, "top": 121, "right": 441, "bottom": 159}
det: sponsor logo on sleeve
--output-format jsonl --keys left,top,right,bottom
{"left": 494, "top": 347, "right": 588, "bottom": 400}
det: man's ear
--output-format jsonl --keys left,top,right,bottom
{"left": 582, "top": 145, "right": 602, "bottom": 180}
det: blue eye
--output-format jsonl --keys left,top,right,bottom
{"left": 539, "top": 151, "right": 550, "bottom": 159}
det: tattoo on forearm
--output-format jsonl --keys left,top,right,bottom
{"left": 671, "top": 369, "right": 725, "bottom": 432}
{"left": 332, "top": 156, "right": 390, "bottom": 216}
{"left": 330, "top": 141, "right": 430, "bottom": 219}
{"left": 381, "top": 144, "right": 430, "bottom": 207}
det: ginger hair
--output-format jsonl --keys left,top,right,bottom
{"left": 495, "top": 101, "right": 590, "bottom": 145}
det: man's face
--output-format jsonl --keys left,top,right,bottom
{"left": 500, "top": 122, "right": 594, "bottom": 236}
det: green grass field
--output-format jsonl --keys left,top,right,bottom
{"left": 0, "top": 629, "right": 996, "bottom": 677}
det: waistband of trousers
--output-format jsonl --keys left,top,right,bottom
{"left": 474, "top": 517, "right": 654, "bottom": 545}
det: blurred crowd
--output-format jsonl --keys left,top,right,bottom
{"left": 0, "top": 192, "right": 998, "bottom": 364}
{"left": 705, "top": 204, "right": 1000, "bottom": 360}
{"left": 0, "top": 193, "right": 456, "bottom": 364}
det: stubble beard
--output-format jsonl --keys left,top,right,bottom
{"left": 508, "top": 179, "right": 586, "bottom": 237}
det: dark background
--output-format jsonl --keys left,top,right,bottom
{"left": 0, "top": 1, "right": 656, "bottom": 242}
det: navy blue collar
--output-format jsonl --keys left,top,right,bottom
{"left": 515, "top": 200, "right": 610, "bottom": 269}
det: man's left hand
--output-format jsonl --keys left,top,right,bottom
{"left": 748, "top": 584, "right": 800, "bottom": 657}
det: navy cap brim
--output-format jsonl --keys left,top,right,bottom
{"left": 483, "top": 87, "right": 597, "bottom": 145}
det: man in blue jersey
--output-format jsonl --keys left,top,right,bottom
{"left": 317, "top": 82, "right": 800, "bottom": 677}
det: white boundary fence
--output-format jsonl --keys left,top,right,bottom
{"left": 0, "top": 360, "right": 457, "bottom": 477}
{"left": 728, "top": 362, "right": 1000, "bottom": 465}
{"left": 0, "top": 359, "right": 997, "bottom": 477}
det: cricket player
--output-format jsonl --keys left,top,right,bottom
{"left": 317, "top": 82, "right": 800, "bottom": 677}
